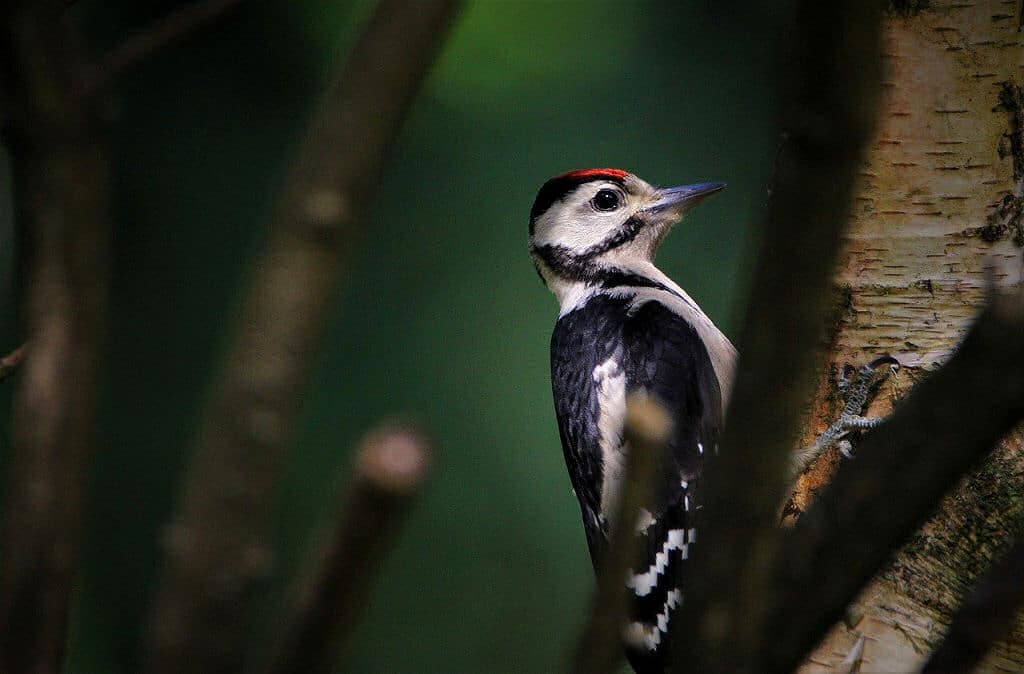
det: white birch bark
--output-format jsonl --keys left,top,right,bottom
{"left": 791, "top": 2, "right": 1024, "bottom": 671}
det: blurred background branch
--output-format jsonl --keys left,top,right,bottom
{"left": 84, "top": 0, "right": 248, "bottom": 93}
{"left": 672, "top": 2, "right": 884, "bottom": 672}
{"left": 265, "top": 423, "right": 432, "bottom": 674}
{"left": 143, "top": 1, "right": 462, "bottom": 672}
{"left": 0, "top": 4, "right": 109, "bottom": 674}
{"left": 0, "top": 343, "right": 27, "bottom": 383}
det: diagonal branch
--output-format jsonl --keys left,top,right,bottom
{"left": 143, "top": 2, "right": 463, "bottom": 673}
{"left": 670, "top": 2, "right": 884, "bottom": 672}
{"left": 264, "top": 424, "right": 433, "bottom": 674}
{"left": 0, "top": 5, "right": 109, "bottom": 674}
{"left": 767, "top": 285, "right": 1024, "bottom": 674}
{"left": 84, "top": 0, "right": 248, "bottom": 94}
{"left": 0, "top": 343, "right": 28, "bottom": 383}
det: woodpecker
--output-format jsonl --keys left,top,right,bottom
{"left": 529, "top": 168, "right": 736, "bottom": 673}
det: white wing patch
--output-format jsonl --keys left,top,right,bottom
{"left": 593, "top": 356, "right": 628, "bottom": 518}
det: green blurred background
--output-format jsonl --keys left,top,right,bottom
{"left": 0, "top": 1, "right": 791, "bottom": 672}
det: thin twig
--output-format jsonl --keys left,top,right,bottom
{"left": 839, "top": 634, "right": 867, "bottom": 674}
{"left": 767, "top": 286, "right": 1024, "bottom": 674}
{"left": 0, "top": 5, "right": 109, "bottom": 674}
{"left": 264, "top": 424, "right": 432, "bottom": 674}
{"left": 143, "top": 2, "right": 463, "bottom": 673}
{"left": 0, "top": 343, "right": 28, "bottom": 383}
{"left": 670, "top": 2, "right": 885, "bottom": 672}
{"left": 571, "top": 397, "right": 672, "bottom": 674}
{"left": 921, "top": 536, "right": 1024, "bottom": 673}
{"left": 84, "top": 0, "right": 247, "bottom": 94}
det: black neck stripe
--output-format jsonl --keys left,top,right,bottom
{"left": 598, "top": 271, "right": 674, "bottom": 294}
{"left": 531, "top": 250, "right": 694, "bottom": 308}
{"left": 533, "top": 244, "right": 594, "bottom": 281}
{"left": 532, "top": 245, "right": 700, "bottom": 312}
{"left": 598, "top": 271, "right": 696, "bottom": 309}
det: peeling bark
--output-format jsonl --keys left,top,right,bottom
{"left": 791, "top": 2, "right": 1024, "bottom": 671}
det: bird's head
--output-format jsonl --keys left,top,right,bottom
{"left": 528, "top": 168, "right": 724, "bottom": 290}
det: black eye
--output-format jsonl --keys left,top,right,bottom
{"left": 591, "top": 189, "right": 621, "bottom": 212}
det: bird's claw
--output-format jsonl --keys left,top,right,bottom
{"left": 791, "top": 355, "right": 899, "bottom": 476}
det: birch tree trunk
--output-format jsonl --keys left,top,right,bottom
{"left": 789, "top": 2, "right": 1024, "bottom": 671}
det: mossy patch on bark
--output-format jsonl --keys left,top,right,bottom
{"left": 959, "top": 194, "right": 1024, "bottom": 247}
{"left": 883, "top": 431, "right": 1024, "bottom": 626}
{"left": 997, "top": 81, "right": 1024, "bottom": 181}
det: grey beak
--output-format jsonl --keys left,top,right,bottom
{"left": 647, "top": 182, "right": 726, "bottom": 215}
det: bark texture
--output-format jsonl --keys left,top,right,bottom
{"left": 791, "top": 2, "right": 1024, "bottom": 671}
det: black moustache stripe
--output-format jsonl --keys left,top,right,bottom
{"left": 532, "top": 244, "right": 594, "bottom": 282}
{"left": 532, "top": 215, "right": 648, "bottom": 282}
{"left": 587, "top": 215, "right": 645, "bottom": 256}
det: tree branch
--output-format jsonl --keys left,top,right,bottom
{"left": 0, "top": 343, "right": 28, "bottom": 383}
{"left": 264, "top": 424, "right": 432, "bottom": 674}
{"left": 571, "top": 397, "right": 671, "bottom": 674}
{"left": 671, "top": 2, "right": 884, "bottom": 672}
{"left": 767, "top": 285, "right": 1024, "bottom": 674}
{"left": 0, "top": 5, "right": 109, "bottom": 674}
{"left": 143, "top": 2, "right": 463, "bottom": 673}
{"left": 84, "top": 0, "right": 248, "bottom": 94}
{"left": 921, "top": 533, "right": 1024, "bottom": 674}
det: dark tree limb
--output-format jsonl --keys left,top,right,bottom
{"left": 921, "top": 533, "right": 1024, "bottom": 674}
{"left": 143, "top": 2, "right": 463, "bottom": 673}
{"left": 83, "top": 0, "right": 248, "bottom": 94}
{"left": 264, "top": 424, "right": 433, "bottom": 674}
{"left": 766, "top": 286, "right": 1024, "bottom": 674}
{"left": 571, "top": 397, "right": 671, "bottom": 674}
{"left": 0, "top": 5, "right": 109, "bottom": 674}
{"left": 670, "top": 2, "right": 884, "bottom": 672}
{"left": 0, "top": 343, "right": 28, "bottom": 383}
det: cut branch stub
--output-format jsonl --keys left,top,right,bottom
{"left": 264, "top": 423, "right": 432, "bottom": 674}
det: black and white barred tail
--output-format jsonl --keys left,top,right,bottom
{"left": 622, "top": 481, "right": 698, "bottom": 673}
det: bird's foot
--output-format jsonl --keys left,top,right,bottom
{"left": 791, "top": 355, "right": 899, "bottom": 476}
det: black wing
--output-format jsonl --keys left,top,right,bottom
{"left": 620, "top": 299, "right": 724, "bottom": 672}
{"left": 549, "top": 295, "right": 631, "bottom": 567}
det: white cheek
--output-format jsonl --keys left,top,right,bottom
{"left": 552, "top": 216, "right": 617, "bottom": 250}
{"left": 533, "top": 208, "right": 630, "bottom": 252}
